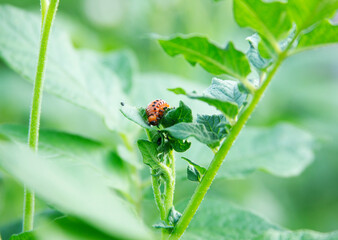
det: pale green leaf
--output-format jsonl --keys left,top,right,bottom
{"left": 296, "top": 20, "right": 338, "bottom": 52}
{"left": 120, "top": 104, "right": 152, "bottom": 129}
{"left": 234, "top": 0, "right": 292, "bottom": 49}
{"left": 158, "top": 35, "right": 251, "bottom": 80}
{"left": 0, "top": 5, "right": 128, "bottom": 131}
{"left": 288, "top": 0, "right": 338, "bottom": 31}
{"left": 169, "top": 78, "right": 246, "bottom": 119}
{"left": 0, "top": 124, "right": 131, "bottom": 192}
{"left": 181, "top": 197, "right": 338, "bottom": 240}
{"left": 219, "top": 124, "right": 314, "bottom": 179}
{"left": 165, "top": 123, "right": 219, "bottom": 146}
{"left": 181, "top": 197, "right": 282, "bottom": 240}
{"left": 246, "top": 34, "right": 272, "bottom": 70}
{"left": 0, "top": 143, "right": 151, "bottom": 240}
{"left": 255, "top": 229, "right": 338, "bottom": 240}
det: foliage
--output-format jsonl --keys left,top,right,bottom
{"left": 0, "top": 0, "right": 338, "bottom": 240}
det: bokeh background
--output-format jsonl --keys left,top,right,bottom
{"left": 0, "top": 0, "right": 337, "bottom": 236}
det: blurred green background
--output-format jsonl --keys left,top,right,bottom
{"left": 0, "top": 0, "right": 337, "bottom": 236}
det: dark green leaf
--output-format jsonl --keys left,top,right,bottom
{"left": 161, "top": 101, "right": 192, "bottom": 128}
{"left": 234, "top": 0, "right": 292, "bottom": 50}
{"left": 288, "top": 0, "right": 338, "bottom": 31}
{"left": 120, "top": 104, "right": 152, "bottom": 129}
{"left": 187, "top": 164, "right": 202, "bottom": 182}
{"left": 181, "top": 157, "right": 207, "bottom": 175}
{"left": 171, "top": 139, "right": 191, "bottom": 153}
{"left": 9, "top": 232, "right": 35, "bottom": 240}
{"left": 296, "top": 20, "right": 338, "bottom": 52}
{"left": 158, "top": 36, "right": 251, "bottom": 80}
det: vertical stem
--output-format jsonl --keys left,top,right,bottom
{"left": 23, "top": 0, "right": 60, "bottom": 232}
{"left": 168, "top": 54, "right": 287, "bottom": 240}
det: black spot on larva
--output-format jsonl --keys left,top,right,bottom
{"left": 154, "top": 108, "right": 156, "bottom": 110}
{"left": 152, "top": 104, "right": 155, "bottom": 107}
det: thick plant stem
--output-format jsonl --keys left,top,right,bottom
{"left": 151, "top": 172, "right": 166, "bottom": 220}
{"left": 23, "top": 0, "right": 60, "bottom": 232}
{"left": 168, "top": 54, "right": 287, "bottom": 240}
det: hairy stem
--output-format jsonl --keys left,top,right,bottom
{"left": 23, "top": 0, "right": 60, "bottom": 232}
{"left": 168, "top": 49, "right": 293, "bottom": 240}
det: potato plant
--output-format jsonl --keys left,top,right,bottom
{"left": 0, "top": 0, "right": 337, "bottom": 240}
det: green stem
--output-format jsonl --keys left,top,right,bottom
{"left": 23, "top": 0, "right": 60, "bottom": 232}
{"left": 168, "top": 52, "right": 291, "bottom": 240}
{"left": 164, "top": 151, "right": 175, "bottom": 217}
{"left": 151, "top": 171, "right": 166, "bottom": 220}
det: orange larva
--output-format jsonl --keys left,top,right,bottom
{"left": 146, "top": 99, "right": 169, "bottom": 126}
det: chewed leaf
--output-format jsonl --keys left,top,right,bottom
{"left": 158, "top": 35, "right": 251, "bottom": 80}
{"left": 120, "top": 104, "right": 152, "bottom": 129}
{"left": 169, "top": 78, "right": 247, "bottom": 119}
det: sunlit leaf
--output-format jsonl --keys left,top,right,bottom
{"left": 288, "top": 0, "right": 338, "bottom": 31}
{"left": 234, "top": 0, "right": 292, "bottom": 50}
{"left": 161, "top": 101, "right": 193, "bottom": 128}
{"left": 158, "top": 35, "right": 251, "bottom": 80}
{"left": 296, "top": 20, "right": 338, "bottom": 52}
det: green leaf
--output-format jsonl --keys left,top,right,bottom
{"left": 255, "top": 229, "right": 338, "bottom": 240}
{"left": 181, "top": 197, "right": 338, "bottom": 240}
{"left": 9, "top": 232, "right": 35, "bottom": 240}
{"left": 196, "top": 114, "right": 229, "bottom": 141}
{"left": 100, "top": 50, "right": 137, "bottom": 94}
{"left": 161, "top": 101, "right": 193, "bottom": 128}
{"left": 0, "top": 5, "right": 128, "bottom": 131}
{"left": 158, "top": 35, "right": 251, "bottom": 80}
{"left": 234, "top": 0, "right": 292, "bottom": 50}
{"left": 171, "top": 139, "right": 191, "bottom": 153}
{"left": 181, "top": 197, "right": 282, "bottom": 240}
{"left": 120, "top": 104, "right": 152, "bottom": 129}
{"left": 165, "top": 123, "right": 219, "bottom": 146}
{"left": 169, "top": 78, "right": 247, "bottom": 119}
{"left": 0, "top": 124, "right": 131, "bottom": 192}
{"left": 296, "top": 20, "right": 338, "bottom": 52}
{"left": 0, "top": 143, "right": 151, "bottom": 240}
{"left": 168, "top": 207, "right": 182, "bottom": 225}
{"left": 288, "top": 0, "right": 338, "bottom": 31}
{"left": 218, "top": 124, "right": 314, "bottom": 179}
{"left": 187, "top": 164, "right": 202, "bottom": 182}
{"left": 137, "top": 140, "right": 163, "bottom": 170}
{"left": 181, "top": 157, "right": 207, "bottom": 175}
